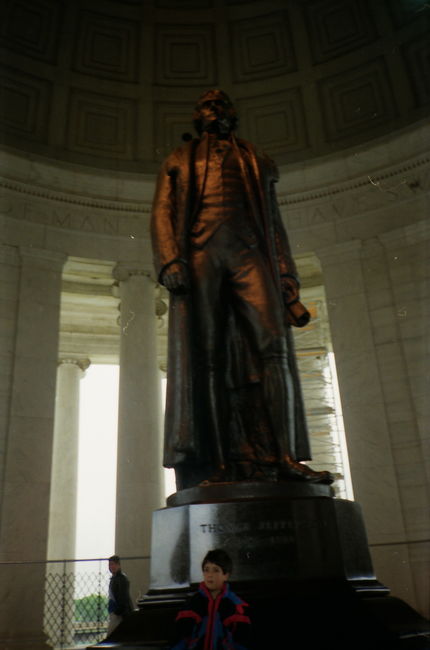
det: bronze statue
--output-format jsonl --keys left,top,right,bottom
{"left": 151, "top": 89, "right": 333, "bottom": 489}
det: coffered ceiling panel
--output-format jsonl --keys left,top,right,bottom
{"left": 0, "top": 0, "right": 61, "bottom": 64}
{"left": 304, "top": 0, "right": 377, "bottom": 64}
{"left": 66, "top": 89, "right": 137, "bottom": 160}
{"left": 402, "top": 37, "right": 430, "bottom": 107}
{"left": 237, "top": 88, "right": 308, "bottom": 155}
{"left": 0, "top": 67, "right": 51, "bottom": 141}
{"left": 229, "top": 11, "right": 296, "bottom": 82}
{"left": 0, "top": 0, "right": 428, "bottom": 170}
{"left": 73, "top": 10, "right": 139, "bottom": 83}
{"left": 154, "top": 23, "right": 217, "bottom": 86}
{"left": 386, "top": 0, "right": 430, "bottom": 28}
{"left": 154, "top": 102, "right": 195, "bottom": 161}
{"left": 318, "top": 58, "right": 397, "bottom": 142}
{"left": 155, "top": 0, "right": 213, "bottom": 7}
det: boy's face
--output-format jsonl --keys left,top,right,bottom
{"left": 202, "top": 561, "right": 230, "bottom": 596}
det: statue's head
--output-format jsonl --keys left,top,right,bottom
{"left": 193, "top": 89, "right": 238, "bottom": 136}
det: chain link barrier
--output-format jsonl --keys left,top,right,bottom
{"left": 44, "top": 562, "right": 110, "bottom": 648}
{"left": 42, "top": 557, "right": 149, "bottom": 649}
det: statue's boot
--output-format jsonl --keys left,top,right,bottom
{"left": 279, "top": 455, "right": 334, "bottom": 484}
{"left": 262, "top": 356, "right": 334, "bottom": 485}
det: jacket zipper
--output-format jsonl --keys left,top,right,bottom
{"left": 204, "top": 588, "right": 225, "bottom": 650}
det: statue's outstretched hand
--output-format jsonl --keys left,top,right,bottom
{"left": 281, "top": 274, "right": 310, "bottom": 327}
{"left": 280, "top": 275, "right": 299, "bottom": 304}
{"left": 162, "top": 263, "right": 190, "bottom": 294}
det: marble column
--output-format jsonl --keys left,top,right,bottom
{"left": 316, "top": 236, "right": 429, "bottom": 615}
{"left": 45, "top": 356, "right": 89, "bottom": 648}
{"left": 0, "top": 244, "right": 20, "bottom": 494}
{"left": 0, "top": 247, "right": 66, "bottom": 649}
{"left": 113, "top": 264, "right": 164, "bottom": 601}
{"left": 48, "top": 357, "right": 90, "bottom": 561}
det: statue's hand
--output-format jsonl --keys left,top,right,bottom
{"left": 162, "top": 263, "right": 190, "bottom": 294}
{"left": 281, "top": 275, "right": 299, "bottom": 304}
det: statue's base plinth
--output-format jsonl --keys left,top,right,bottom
{"left": 90, "top": 483, "right": 429, "bottom": 649}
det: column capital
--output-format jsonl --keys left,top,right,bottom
{"left": 113, "top": 262, "right": 154, "bottom": 283}
{"left": 58, "top": 357, "right": 91, "bottom": 372}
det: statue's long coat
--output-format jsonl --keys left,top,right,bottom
{"left": 151, "top": 136, "right": 311, "bottom": 468}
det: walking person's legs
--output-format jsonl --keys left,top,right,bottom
{"left": 108, "top": 612, "right": 123, "bottom": 634}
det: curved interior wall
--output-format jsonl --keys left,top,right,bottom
{"left": 1, "top": 119, "right": 429, "bottom": 620}
{"left": 0, "top": 1, "right": 429, "bottom": 643}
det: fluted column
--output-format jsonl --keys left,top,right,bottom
{"left": 0, "top": 244, "right": 20, "bottom": 493}
{"left": 0, "top": 247, "right": 66, "bottom": 649}
{"left": 48, "top": 358, "right": 90, "bottom": 561}
{"left": 44, "top": 357, "right": 89, "bottom": 647}
{"left": 113, "top": 264, "right": 163, "bottom": 600}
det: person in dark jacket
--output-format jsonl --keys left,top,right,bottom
{"left": 171, "top": 549, "right": 251, "bottom": 650}
{"left": 107, "top": 555, "right": 134, "bottom": 634}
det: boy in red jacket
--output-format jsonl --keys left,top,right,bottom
{"left": 172, "top": 549, "right": 251, "bottom": 650}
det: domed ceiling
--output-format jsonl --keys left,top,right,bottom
{"left": 0, "top": 0, "right": 429, "bottom": 173}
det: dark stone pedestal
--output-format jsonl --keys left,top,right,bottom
{"left": 90, "top": 483, "right": 430, "bottom": 650}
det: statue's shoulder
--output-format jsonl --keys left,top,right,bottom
{"left": 168, "top": 139, "right": 200, "bottom": 161}
{"left": 162, "top": 138, "right": 200, "bottom": 171}
{"left": 236, "top": 137, "right": 279, "bottom": 180}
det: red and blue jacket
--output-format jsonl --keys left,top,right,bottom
{"left": 171, "top": 582, "right": 251, "bottom": 650}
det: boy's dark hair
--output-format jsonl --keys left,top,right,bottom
{"left": 109, "top": 555, "right": 121, "bottom": 563}
{"left": 202, "top": 549, "right": 233, "bottom": 575}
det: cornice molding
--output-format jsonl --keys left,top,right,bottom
{"left": 2, "top": 154, "right": 427, "bottom": 214}
{"left": 1, "top": 143, "right": 428, "bottom": 241}
{"left": 0, "top": 177, "right": 152, "bottom": 214}
{"left": 278, "top": 155, "right": 430, "bottom": 207}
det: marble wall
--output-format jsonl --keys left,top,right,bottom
{"left": 276, "top": 121, "right": 430, "bottom": 615}
{"left": 0, "top": 246, "right": 65, "bottom": 648}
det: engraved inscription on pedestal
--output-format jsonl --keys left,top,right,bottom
{"left": 191, "top": 503, "right": 298, "bottom": 581}
{"left": 148, "top": 497, "right": 375, "bottom": 594}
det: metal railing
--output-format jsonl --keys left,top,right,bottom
{"left": 0, "top": 556, "right": 149, "bottom": 649}
{"left": 0, "top": 555, "right": 148, "bottom": 649}
{"left": 44, "top": 558, "right": 111, "bottom": 649}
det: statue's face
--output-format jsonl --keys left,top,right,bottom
{"left": 194, "top": 89, "right": 237, "bottom": 135}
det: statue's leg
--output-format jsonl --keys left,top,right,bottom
{"left": 227, "top": 243, "right": 292, "bottom": 451}
{"left": 228, "top": 243, "right": 333, "bottom": 484}
{"left": 189, "top": 243, "right": 230, "bottom": 480}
